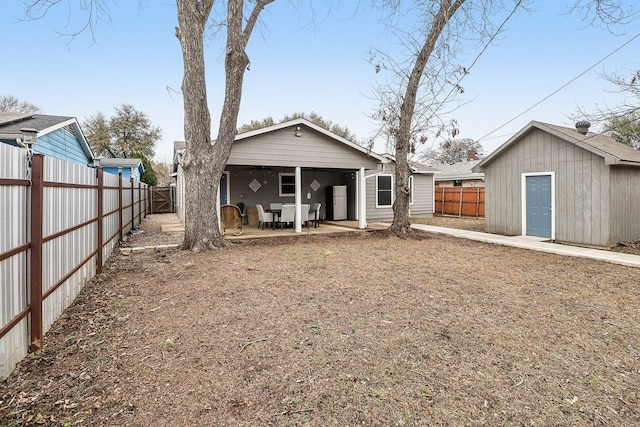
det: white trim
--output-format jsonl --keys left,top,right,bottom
{"left": 295, "top": 167, "right": 302, "bottom": 232}
{"left": 521, "top": 172, "right": 555, "bottom": 239}
{"left": 376, "top": 174, "right": 394, "bottom": 208}
{"left": 358, "top": 167, "right": 367, "bottom": 229}
{"left": 235, "top": 117, "right": 389, "bottom": 163}
{"left": 409, "top": 175, "right": 414, "bottom": 206}
{"left": 278, "top": 172, "right": 295, "bottom": 197}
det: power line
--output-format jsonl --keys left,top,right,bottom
{"left": 477, "top": 31, "right": 640, "bottom": 143}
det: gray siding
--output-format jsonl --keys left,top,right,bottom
{"left": 610, "top": 166, "right": 640, "bottom": 245}
{"left": 365, "top": 169, "right": 394, "bottom": 221}
{"left": 364, "top": 165, "right": 434, "bottom": 221}
{"left": 484, "top": 128, "right": 612, "bottom": 245}
{"left": 228, "top": 127, "right": 380, "bottom": 170}
{"left": 410, "top": 174, "right": 434, "bottom": 217}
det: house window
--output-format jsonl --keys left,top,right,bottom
{"left": 453, "top": 179, "right": 463, "bottom": 187}
{"left": 279, "top": 173, "right": 295, "bottom": 196}
{"left": 377, "top": 174, "right": 393, "bottom": 207}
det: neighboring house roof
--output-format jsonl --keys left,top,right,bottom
{"left": 380, "top": 155, "right": 438, "bottom": 175}
{"left": 94, "top": 157, "right": 144, "bottom": 173}
{"left": 0, "top": 113, "right": 94, "bottom": 161}
{"left": 474, "top": 121, "right": 640, "bottom": 171}
{"left": 432, "top": 159, "right": 484, "bottom": 181}
{"left": 235, "top": 118, "right": 390, "bottom": 164}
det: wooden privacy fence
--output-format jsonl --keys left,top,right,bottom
{"left": 0, "top": 148, "right": 149, "bottom": 379}
{"left": 435, "top": 186, "right": 485, "bottom": 218}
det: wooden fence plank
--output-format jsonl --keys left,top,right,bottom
{"left": 435, "top": 186, "right": 485, "bottom": 218}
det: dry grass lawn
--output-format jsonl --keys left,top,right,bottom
{"left": 1, "top": 215, "right": 639, "bottom": 426}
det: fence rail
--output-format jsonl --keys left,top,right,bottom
{"left": 1, "top": 149, "right": 149, "bottom": 379}
{"left": 434, "top": 186, "right": 485, "bottom": 218}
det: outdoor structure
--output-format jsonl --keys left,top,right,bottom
{"left": 0, "top": 113, "right": 94, "bottom": 166}
{"left": 433, "top": 159, "right": 484, "bottom": 187}
{"left": 93, "top": 157, "right": 144, "bottom": 181}
{"left": 173, "top": 118, "right": 436, "bottom": 232}
{"left": 473, "top": 120, "right": 640, "bottom": 247}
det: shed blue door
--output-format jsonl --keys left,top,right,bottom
{"left": 525, "top": 175, "right": 552, "bottom": 238}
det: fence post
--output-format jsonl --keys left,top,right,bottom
{"left": 476, "top": 187, "right": 480, "bottom": 218}
{"left": 458, "top": 187, "right": 463, "bottom": 218}
{"left": 138, "top": 182, "right": 142, "bottom": 224}
{"left": 118, "top": 168, "right": 123, "bottom": 241}
{"left": 130, "top": 175, "right": 135, "bottom": 229}
{"left": 96, "top": 168, "right": 104, "bottom": 274}
{"left": 29, "top": 154, "right": 44, "bottom": 352}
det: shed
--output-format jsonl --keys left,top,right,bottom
{"left": 0, "top": 113, "right": 94, "bottom": 166}
{"left": 473, "top": 120, "right": 640, "bottom": 247}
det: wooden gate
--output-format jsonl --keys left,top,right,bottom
{"left": 151, "top": 186, "right": 174, "bottom": 214}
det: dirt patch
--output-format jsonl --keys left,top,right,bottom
{"left": 1, "top": 214, "right": 640, "bottom": 426}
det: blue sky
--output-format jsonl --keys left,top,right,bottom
{"left": 2, "top": 1, "right": 639, "bottom": 162}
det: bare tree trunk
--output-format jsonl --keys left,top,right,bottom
{"left": 176, "top": 0, "right": 220, "bottom": 250}
{"left": 388, "top": 0, "right": 465, "bottom": 236}
{"left": 176, "top": 0, "right": 272, "bottom": 251}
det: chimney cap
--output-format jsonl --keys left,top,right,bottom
{"left": 575, "top": 120, "right": 591, "bottom": 135}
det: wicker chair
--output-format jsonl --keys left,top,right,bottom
{"left": 220, "top": 204, "right": 243, "bottom": 235}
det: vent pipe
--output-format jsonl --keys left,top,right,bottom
{"left": 575, "top": 120, "right": 591, "bottom": 135}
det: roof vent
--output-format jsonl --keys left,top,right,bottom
{"left": 575, "top": 120, "right": 591, "bottom": 135}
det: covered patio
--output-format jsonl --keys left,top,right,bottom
{"left": 161, "top": 217, "right": 389, "bottom": 241}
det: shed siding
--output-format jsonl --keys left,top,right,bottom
{"left": 609, "top": 167, "right": 640, "bottom": 245}
{"left": 484, "top": 129, "right": 612, "bottom": 245}
{"left": 34, "top": 129, "right": 90, "bottom": 166}
{"left": 228, "top": 128, "right": 380, "bottom": 170}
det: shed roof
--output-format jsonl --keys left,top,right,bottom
{"left": 474, "top": 121, "right": 640, "bottom": 171}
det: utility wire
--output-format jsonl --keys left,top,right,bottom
{"left": 477, "top": 30, "right": 640, "bottom": 143}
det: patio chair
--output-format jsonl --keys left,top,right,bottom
{"left": 311, "top": 203, "right": 321, "bottom": 228}
{"left": 220, "top": 204, "right": 243, "bottom": 235}
{"left": 256, "top": 204, "right": 273, "bottom": 230}
{"left": 236, "top": 202, "right": 247, "bottom": 225}
{"left": 270, "top": 202, "right": 283, "bottom": 211}
{"left": 301, "top": 204, "right": 310, "bottom": 228}
{"left": 279, "top": 204, "right": 296, "bottom": 229}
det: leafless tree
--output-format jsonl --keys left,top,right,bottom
{"left": 370, "top": 0, "right": 528, "bottom": 235}
{"left": 176, "top": 0, "right": 274, "bottom": 250}
{"left": 0, "top": 95, "right": 40, "bottom": 113}
{"left": 21, "top": 0, "right": 274, "bottom": 251}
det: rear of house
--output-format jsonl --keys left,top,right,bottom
{"left": 173, "top": 118, "right": 436, "bottom": 231}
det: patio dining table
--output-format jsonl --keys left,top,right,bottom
{"left": 265, "top": 205, "right": 315, "bottom": 230}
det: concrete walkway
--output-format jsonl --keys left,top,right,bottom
{"left": 409, "top": 224, "right": 640, "bottom": 268}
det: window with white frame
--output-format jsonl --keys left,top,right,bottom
{"left": 279, "top": 173, "right": 295, "bottom": 197}
{"left": 376, "top": 174, "right": 393, "bottom": 207}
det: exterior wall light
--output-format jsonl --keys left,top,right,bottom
{"left": 20, "top": 128, "right": 38, "bottom": 149}
{"left": 295, "top": 125, "right": 302, "bottom": 137}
